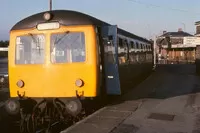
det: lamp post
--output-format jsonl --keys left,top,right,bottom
{"left": 153, "top": 35, "right": 157, "bottom": 69}
{"left": 49, "top": 0, "right": 52, "bottom": 11}
{"left": 181, "top": 22, "right": 186, "bottom": 32}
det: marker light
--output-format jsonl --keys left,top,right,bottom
{"left": 37, "top": 22, "right": 60, "bottom": 30}
{"left": 16, "top": 80, "right": 24, "bottom": 88}
{"left": 75, "top": 79, "right": 84, "bottom": 87}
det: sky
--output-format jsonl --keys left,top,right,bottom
{"left": 1, "top": 0, "right": 200, "bottom": 40}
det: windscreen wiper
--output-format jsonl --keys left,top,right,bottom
{"left": 28, "top": 33, "right": 41, "bottom": 55}
{"left": 54, "top": 31, "right": 70, "bottom": 45}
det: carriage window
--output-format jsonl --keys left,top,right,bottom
{"left": 146, "top": 45, "right": 149, "bottom": 51}
{"left": 118, "top": 38, "right": 123, "bottom": 48}
{"left": 50, "top": 32, "right": 85, "bottom": 63}
{"left": 141, "top": 44, "right": 143, "bottom": 50}
{"left": 136, "top": 42, "right": 139, "bottom": 49}
{"left": 149, "top": 45, "right": 152, "bottom": 51}
{"left": 15, "top": 34, "right": 45, "bottom": 64}
{"left": 130, "top": 41, "right": 134, "bottom": 49}
{"left": 143, "top": 44, "right": 146, "bottom": 50}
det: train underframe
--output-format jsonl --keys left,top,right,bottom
{"left": 4, "top": 96, "right": 91, "bottom": 133}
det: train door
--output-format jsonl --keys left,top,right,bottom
{"left": 101, "top": 25, "right": 121, "bottom": 95}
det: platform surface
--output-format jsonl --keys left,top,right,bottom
{"left": 61, "top": 64, "right": 200, "bottom": 133}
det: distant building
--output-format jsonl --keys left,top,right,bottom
{"left": 195, "top": 21, "right": 200, "bottom": 37}
{"left": 156, "top": 28, "right": 197, "bottom": 64}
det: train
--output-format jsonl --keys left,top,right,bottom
{"left": 5, "top": 10, "right": 153, "bottom": 132}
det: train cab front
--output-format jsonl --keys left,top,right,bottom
{"left": 6, "top": 11, "right": 100, "bottom": 119}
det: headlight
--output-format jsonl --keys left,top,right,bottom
{"left": 43, "top": 12, "right": 52, "bottom": 21}
{"left": 75, "top": 79, "right": 84, "bottom": 87}
{"left": 16, "top": 80, "right": 24, "bottom": 88}
{"left": 0, "top": 77, "right": 4, "bottom": 83}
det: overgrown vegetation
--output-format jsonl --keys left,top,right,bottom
{"left": 0, "top": 40, "right": 9, "bottom": 47}
{"left": 0, "top": 41, "right": 9, "bottom": 57}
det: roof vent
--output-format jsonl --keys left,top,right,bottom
{"left": 163, "top": 31, "right": 167, "bottom": 34}
{"left": 178, "top": 28, "right": 183, "bottom": 32}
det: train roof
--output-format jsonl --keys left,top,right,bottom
{"left": 11, "top": 10, "right": 151, "bottom": 43}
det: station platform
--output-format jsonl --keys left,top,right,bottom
{"left": 61, "top": 64, "right": 200, "bottom": 133}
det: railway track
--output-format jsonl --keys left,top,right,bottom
{"left": 0, "top": 97, "right": 109, "bottom": 133}
{"left": 0, "top": 72, "right": 151, "bottom": 133}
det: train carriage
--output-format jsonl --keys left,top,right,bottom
{"left": 5, "top": 10, "right": 153, "bottom": 132}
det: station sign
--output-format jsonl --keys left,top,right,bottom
{"left": 183, "top": 37, "right": 200, "bottom": 47}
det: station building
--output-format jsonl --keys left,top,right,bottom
{"left": 156, "top": 28, "right": 200, "bottom": 64}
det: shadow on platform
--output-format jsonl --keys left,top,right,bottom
{"left": 109, "top": 64, "right": 200, "bottom": 107}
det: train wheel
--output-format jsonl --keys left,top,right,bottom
{"left": 20, "top": 116, "right": 27, "bottom": 133}
{"left": 4, "top": 99, "right": 20, "bottom": 115}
